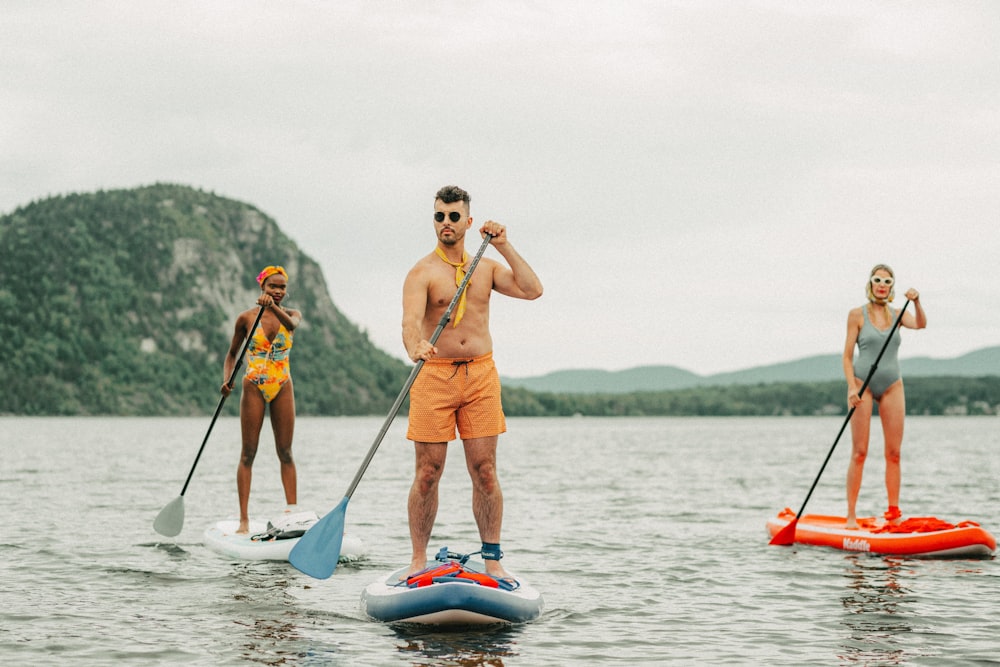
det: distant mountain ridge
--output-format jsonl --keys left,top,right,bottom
{"left": 501, "top": 347, "right": 1000, "bottom": 394}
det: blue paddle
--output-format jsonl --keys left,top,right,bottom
{"left": 153, "top": 305, "right": 265, "bottom": 537}
{"left": 290, "top": 233, "right": 495, "bottom": 578}
{"left": 770, "top": 299, "right": 910, "bottom": 546}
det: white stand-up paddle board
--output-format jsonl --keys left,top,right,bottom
{"left": 203, "top": 509, "right": 367, "bottom": 562}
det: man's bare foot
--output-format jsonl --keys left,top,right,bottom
{"left": 845, "top": 517, "right": 859, "bottom": 530}
{"left": 399, "top": 558, "right": 427, "bottom": 581}
{"left": 484, "top": 560, "right": 512, "bottom": 580}
{"left": 236, "top": 518, "right": 250, "bottom": 534}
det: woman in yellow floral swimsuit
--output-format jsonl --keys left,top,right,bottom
{"left": 222, "top": 266, "right": 303, "bottom": 534}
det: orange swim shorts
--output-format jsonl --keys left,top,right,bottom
{"left": 406, "top": 352, "right": 507, "bottom": 443}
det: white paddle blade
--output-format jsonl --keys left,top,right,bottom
{"left": 153, "top": 495, "right": 185, "bottom": 537}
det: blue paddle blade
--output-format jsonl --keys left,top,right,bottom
{"left": 289, "top": 496, "right": 350, "bottom": 579}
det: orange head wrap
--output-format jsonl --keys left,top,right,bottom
{"left": 256, "top": 265, "right": 288, "bottom": 287}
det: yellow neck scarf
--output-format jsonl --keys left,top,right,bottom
{"left": 435, "top": 247, "right": 470, "bottom": 327}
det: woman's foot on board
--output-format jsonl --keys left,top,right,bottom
{"left": 884, "top": 506, "right": 902, "bottom": 525}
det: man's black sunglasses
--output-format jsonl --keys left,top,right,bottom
{"left": 434, "top": 211, "right": 463, "bottom": 223}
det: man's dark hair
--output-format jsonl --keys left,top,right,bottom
{"left": 435, "top": 185, "right": 470, "bottom": 205}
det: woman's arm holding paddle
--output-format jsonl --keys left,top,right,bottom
{"left": 259, "top": 292, "right": 301, "bottom": 331}
{"left": 900, "top": 289, "right": 926, "bottom": 330}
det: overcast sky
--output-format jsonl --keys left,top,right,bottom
{"left": 3, "top": 1, "right": 998, "bottom": 378}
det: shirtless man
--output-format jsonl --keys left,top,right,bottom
{"left": 401, "top": 185, "right": 543, "bottom": 580}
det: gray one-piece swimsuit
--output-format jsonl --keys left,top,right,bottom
{"left": 853, "top": 305, "right": 902, "bottom": 399}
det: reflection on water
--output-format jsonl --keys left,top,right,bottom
{"left": 392, "top": 625, "right": 522, "bottom": 666}
{"left": 237, "top": 616, "right": 304, "bottom": 665}
{"left": 230, "top": 562, "right": 308, "bottom": 665}
{"left": 838, "top": 555, "right": 914, "bottom": 665}
{"left": 146, "top": 540, "right": 190, "bottom": 560}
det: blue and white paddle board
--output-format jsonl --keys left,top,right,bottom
{"left": 361, "top": 549, "right": 542, "bottom": 625}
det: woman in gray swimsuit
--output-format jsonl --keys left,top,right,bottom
{"left": 842, "top": 264, "right": 927, "bottom": 529}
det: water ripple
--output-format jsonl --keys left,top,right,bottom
{"left": 2, "top": 416, "right": 997, "bottom": 665}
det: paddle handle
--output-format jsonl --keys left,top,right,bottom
{"left": 178, "top": 305, "right": 266, "bottom": 497}
{"left": 788, "top": 299, "right": 911, "bottom": 520}
{"left": 341, "top": 233, "right": 495, "bottom": 500}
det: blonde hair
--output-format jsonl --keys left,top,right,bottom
{"left": 866, "top": 263, "right": 895, "bottom": 303}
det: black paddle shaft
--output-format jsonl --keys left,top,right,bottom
{"left": 788, "top": 299, "right": 911, "bottom": 520}
{"left": 178, "top": 304, "right": 266, "bottom": 496}
{"left": 341, "top": 233, "right": 495, "bottom": 500}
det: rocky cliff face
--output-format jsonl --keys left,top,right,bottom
{"left": 0, "top": 183, "right": 407, "bottom": 415}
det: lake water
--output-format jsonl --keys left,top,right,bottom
{"left": 2, "top": 416, "right": 997, "bottom": 665}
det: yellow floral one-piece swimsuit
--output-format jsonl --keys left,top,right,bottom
{"left": 244, "top": 324, "right": 293, "bottom": 403}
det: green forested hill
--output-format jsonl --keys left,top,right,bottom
{"left": 3, "top": 184, "right": 997, "bottom": 418}
{"left": 0, "top": 184, "right": 409, "bottom": 415}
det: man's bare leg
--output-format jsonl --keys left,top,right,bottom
{"left": 404, "top": 441, "right": 448, "bottom": 577}
{"left": 464, "top": 436, "right": 511, "bottom": 579}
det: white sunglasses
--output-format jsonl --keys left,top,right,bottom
{"left": 870, "top": 275, "right": 894, "bottom": 286}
